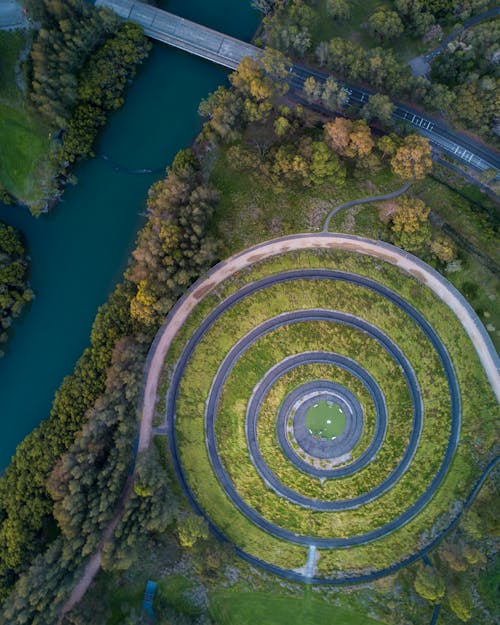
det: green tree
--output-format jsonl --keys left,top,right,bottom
{"left": 413, "top": 563, "right": 445, "bottom": 603}
{"left": 448, "top": 584, "right": 472, "bottom": 622}
{"left": 361, "top": 94, "right": 395, "bottom": 124}
{"left": 368, "top": 9, "right": 404, "bottom": 41}
{"left": 177, "top": 513, "right": 209, "bottom": 548}
{"left": 326, "top": 0, "right": 351, "bottom": 21}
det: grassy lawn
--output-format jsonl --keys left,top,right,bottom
{"left": 306, "top": 400, "right": 346, "bottom": 438}
{"left": 0, "top": 31, "right": 51, "bottom": 205}
{"left": 209, "top": 590, "right": 386, "bottom": 625}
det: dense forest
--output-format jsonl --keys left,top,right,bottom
{"left": 0, "top": 223, "right": 33, "bottom": 358}
{"left": 0, "top": 150, "right": 217, "bottom": 623}
{"left": 257, "top": 0, "right": 499, "bottom": 144}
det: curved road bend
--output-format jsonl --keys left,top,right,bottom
{"left": 60, "top": 234, "right": 500, "bottom": 615}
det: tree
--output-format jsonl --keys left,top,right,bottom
{"left": 413, "top": 563, "right": 445, "bottom": 603}
{"left": 274, "top": 115, "right": 292, "bottom": 137}
{"left": 377, "top": 134, "right": 398, "bottom": 159}
{"left": 431, "top": 235, "right": 456, "bottom": 263}
{"left": 177, "top": 513, "right": 209, "bottom": 548}
{"left": 448, "top": 584, "right": 472, "bottom": 622}
{"left": 391, "top": 196, "right": 431, "bottom": 251}
{"left": 325, "top": 118, "right": 374, "bottom": 159}
{"left": 324, "top": 117, "right": 352, "bottom": 154}
{"left": 368, "top": 9, "right": 404, "bottom": 41}
{"left": 321, "top": 77, "right": 348, "bottom": 111}
{"left": 251, "top": 0, "right": 275, "bottom": 14}
{"left": 326, "top": 0, "right": 351, "bottom": 21}
{"left": 303, "top": 76, "right": 322, "bottom": 103}
{"left": 390, "top": 134, "right": 432, "bottom": 179}
{"left": 361, "top": 93, "right": 395, "bottom": 124}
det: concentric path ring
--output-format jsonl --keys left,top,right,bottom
{"left": 277, "top": 378, "right": 377, "bottom": 477}
{"left": 211, "top": 309, "right": 421, "bottom": 512}
{"left": 167, "top": 269, "right": 461, "bottom": 547}
{"left": 287, "top": 381, "right": 363, "bottom": 461}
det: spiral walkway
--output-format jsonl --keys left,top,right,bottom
{"left": 145, "top": 235, "right": 500, "bottom": 582}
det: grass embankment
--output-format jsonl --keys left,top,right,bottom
{"left": 0, "top": 31, "right": 51, "bottom": 205}
{"left": 158, "top": 249, "right": 497, "bottom": 575}
{"left": 209, "top": 590, "right": 386, "bottom": 625}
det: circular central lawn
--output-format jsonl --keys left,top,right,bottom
{"left": 305, "top": 400, "right": 346, "bottom": 439}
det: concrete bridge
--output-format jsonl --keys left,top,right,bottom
{"left": 95, "top": 0, "right": 259, "bottom": 69}
{"left": 96, "top": 0, "right": 500, "bottom": 176}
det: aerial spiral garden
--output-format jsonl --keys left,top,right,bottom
{"left": 155, "top": 236, "right": 498, "bottom": 582}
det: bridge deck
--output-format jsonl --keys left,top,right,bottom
{"left": 95, "top": 0, "right": 259, "bottom": 69}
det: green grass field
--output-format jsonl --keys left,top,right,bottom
{"left": 209, "top": 591, "right": 386, "bottom": 625}
{"left": 0, "top": 31, "right": 51, "bottom": 205}
{"left": 306, "top": 400, "right": 346, "bottom": 438}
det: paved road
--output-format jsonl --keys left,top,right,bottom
{"left": 423, "top": 7, "right": 500, "bottom": 62}
{"left": 205, "top": 308, "right": 424, "bottom": 512}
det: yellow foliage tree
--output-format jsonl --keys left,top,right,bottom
{"left": 391, "top": 134, "right": 432, "bottom": 179}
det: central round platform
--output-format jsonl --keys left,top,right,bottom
{"left": 306, "top": 400, "right": 346, "bottom": 438}
{"left": 288, "top": 382, "right": 364, "bottom": 461}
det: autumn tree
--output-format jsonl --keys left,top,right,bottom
{"left": 325, "top": 118, "right": 373, "bottom": 159}
{"left": 391, "top": 134, "right": 432, "bottom": 179}
{"left": 391, "top": 196, "right": 431, "bottom": 251}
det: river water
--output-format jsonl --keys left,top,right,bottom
{"left": 0, "top": 0, "right": 260, "bottom": 469}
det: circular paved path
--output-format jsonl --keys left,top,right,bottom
{"left": 167, "top": 270, "right": 459, "bottom": 546}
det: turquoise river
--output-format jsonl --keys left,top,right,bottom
{"left": 0, "top": 0, "right": 260, "bottom": 469}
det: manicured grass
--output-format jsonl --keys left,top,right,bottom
{"left": 0, "top": 31, "right": 52, "bottom": 204}
{"left": 306, "top": 400, "right": 346, "bottom": 438}
{"left": 0, "top": 103, "right": 51, "bottom": 201}
{"left": 209, "top": 590, "right": 386, "bottom": 625}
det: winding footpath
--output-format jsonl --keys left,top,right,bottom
{"left": 323, "top": 182, "right": 411, "bottom": 232}
{"left": 60, "top": 223, "right": 500, "bottom": 617}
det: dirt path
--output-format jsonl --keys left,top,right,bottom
{"left": 59, "top": 233, "right": 499, "bottom": 619}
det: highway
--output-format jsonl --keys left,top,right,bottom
{"left": 96, "top": 0, "right": 500, "bottom": 177}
